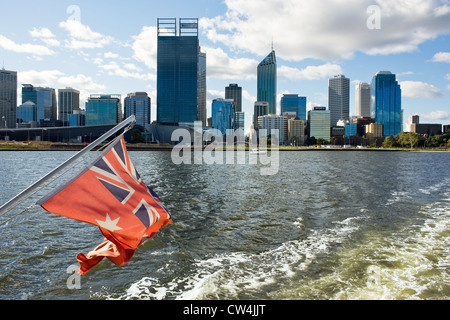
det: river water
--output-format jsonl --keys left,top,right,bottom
{"left": 0, "top": 150, "right": 449, "bottom": 300}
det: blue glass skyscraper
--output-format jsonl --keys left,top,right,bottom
{"left": 212, "top": 99, "right": 235, "bottom": 135}
{"left": 157, "top": 18, "right": 204, "bottom": 126}
{"left": 257, "top": 50, "right": 277, "bottom": 115}
{"left": 86, "top": 94, "right": 122, "bottom": 126}
{"left": 22, "top": 84, "right": 57, "bottom": 127}
{"left": 281, "top": 94, "right": 307, "bottom": 121}
{"left": 371, "top": 71, "right": 402, "bottom": 137}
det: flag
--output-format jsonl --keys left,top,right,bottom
{"left": 37, "top": 137, "right": 172, "bottom": 275}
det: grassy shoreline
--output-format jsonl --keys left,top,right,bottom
{"left": 1, "top": 141, "right": 449, "bottom": 152}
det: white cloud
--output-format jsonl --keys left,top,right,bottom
{"left": 201, "top": 0, "right": 450, "bottom": 61}
{"left": 0, "top": 34, "right": 55, "bottom": 56}
{"left": 132, "top": 26, "right": 157, "bottom": 70}
{"left": 18, "top": 70, "right": 65, "bottom": 86}
{"left": 29, "top": 27, "right": 60, "bottom": 47}
{"left": 59, "top": 20, "right": 113, "bottom": 49}
{"left": 420, "top": 110, "right": 450, "bottom": 121}
{"left": 95, "top": 59, "right": 155, "bottom": 81}
{"left": 432, "top": 52, "right": 450, "bottom": 63}
{"left": 400, "top": 81, "right": 443, "bottom": 99}
{"left": 278, "top": 63, "right": 343, "bottom": 80}
{"left": 57, "top": 74, "right": 106, "bottom": 92}
{"left": 203, "top": 46, "right": 258, "bottom": 80}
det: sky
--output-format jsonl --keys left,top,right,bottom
{"left": 1, "top": 0, "right": 449, "bottom": 131}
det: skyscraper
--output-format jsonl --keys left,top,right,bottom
{"left": 329, "top": 74, "right": 350, "bottom": 126}
{"left": 86, "top": 94, "right": 122, "bottom": 126}
{"left": 253, "top": 101, "right": 269, "bottom": 130}
{"left": 198, "top": 51, "right": 207, "bottom": 126}
{"left": 371, "top": 71, "right": 402, "bottom": 137}
{"left": 22, "top": 84, "right": 57, "bottom": 127}
{"left": 58, "top": 87, "right": 80, "bottom": 125}
{"left": 259, "top": 114, "right": 288, "bottom": 144}
{"left": 157, "top": 18, "right": 205, "bottom": 126}
{"left": 225, "top": 84, "right": 242, "bottom": 113}
{"left": 212, "top": 98, "right": 235, "bottom": 135}
{"left": 308, "top": 106, "right": 331, "bottom": 141}
{"left": 355, "top": 82, "right": 371, "bottom": 118}
{"left": 124, "top": 92, "right": 151, "bottom": 128}
{"left": 0, "top": 68, "right": 17, "bottom": 128}
{"left": 257, "top": 50, "right": 277, "bottom": 115}
{"left": 281, "top": 94, "right": 307, "bottom": 122}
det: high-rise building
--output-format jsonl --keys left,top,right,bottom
{"left": 234, "top": 112, "right": 245, "bottom": 131}
{"left": 257, "top": 50, "right": 277, "bottom": 115}
{"left": 329, "top": 74, "right": 350, "bottom": 127}
{"left": 58, "top": 88, "right": 80, "bottom": 125}
{"left": 17, "top": 101, "right": 37, "bottom": 124}
{"left": 281, "top": 94, "right": 307, "bottom": 122}
{"left": 253, "top": 101, "right": 269, "bottom": 130}
{"left": 68, "top": 110, "right": 85, "bottom": 127}
{"left": 308, "top": 106, "right": 331, "bottom": 141}
{"left": 22, "top": 84, "right": 57, "bottom": 127}
{"left": 365, "top": 122, "right": 383, "bottom": 145}
{"left": 355, "top": 82, "right": 371, "bottom": 118}
{"left": 371, "top": 71, "right": 402, "bottom": 137}
{"left": 86, "top": 94, "right": 122, "bottom": 126}
{"left": 124, "top": 92, "right": 151, "bottom": 128}
{"left": 198, "top": 51, "right": 207, "bottom": 126}
{"left": 258, "top": 114, "right": 288, "bottom": 144}
{"left": 0, "top": 69, "right": 17, "bottom": 128}
{"left": 211, "top": 98, "right": 235, "bottom": 135}
{"left": 157, "top": 18, "right": 205, "bottom": 126}
{"left": 225, "top": 84, "right": 242, "bottom": 113}
{"left": 288, "top": 118, "right": 305, "bottom": 146}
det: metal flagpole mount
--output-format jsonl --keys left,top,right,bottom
{"left": 0, "top": 116, "right": 136, "bottom": 217}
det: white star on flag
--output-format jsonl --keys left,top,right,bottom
{"left": 96, "top": 213, "right": 123, "bottom": 232}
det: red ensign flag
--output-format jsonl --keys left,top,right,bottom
{"left": 38, "top": 137, "right": 172, "bottom": 275}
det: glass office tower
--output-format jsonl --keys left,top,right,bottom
{"left": 281, "top": 94, "right": 307, "bottom": 122}
{"left": 257, "top": 50, "right": 277, "bottom": 115}
{"left": 22, "top": 84, "right": 57, "bottom": 127}
{"left": 86, "top": 94, "right": 122, "bottom": 126}
{"left": 0, "top": 69, "right": 17, "bottom": 128}
{"left": 212, "top": 98, "right": 235, "bottom": 135}
{"left": 328, "top": 74, "right": 350, "bottom": 127}
{"left": 157, "top": 18, "right": 205, "bottom": 126}
{"left": 124, "top": 92, "right": 151, "bottom": 128}
{"left": 371, "top": 71, "right": 402, "bottom": 137}
{"left": 308, "top": 106, "right": 331, "bottom": 141}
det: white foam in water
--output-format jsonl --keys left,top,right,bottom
{"left": 119, "top": 214, "right": 364, "bottom": 300}
{"left": 119, "top": 178, "right": 450, "bottom": 300}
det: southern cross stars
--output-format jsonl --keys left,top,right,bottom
{"left": 95, "top": 213, "right": 123, "bottom": 232}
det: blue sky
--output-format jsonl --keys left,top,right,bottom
{"left": 1, "top": 0, "right": 449, "bottom": 131}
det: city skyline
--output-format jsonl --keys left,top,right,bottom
{"left": 0, "top": 0, "right": 449, "bottom": 131}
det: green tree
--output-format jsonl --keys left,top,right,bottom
{"left": 398, "top": 132, "right": 420, "bottom": 149}
{"left": 382, "top": 136, "right": 396, "bottom": 148}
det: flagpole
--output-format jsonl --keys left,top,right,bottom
{"left": 0, "top": 116, "right": 136, "bottom": 217}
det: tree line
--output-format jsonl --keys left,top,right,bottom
{"left": 382, "top": 129, "right": 450, "bottom": 149}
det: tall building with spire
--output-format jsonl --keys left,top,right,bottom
{"left": 371, "top": 71, "right": 402, "bottom": 137}
{"left": 257, "top": 50, "right": 277, "bottom": 115}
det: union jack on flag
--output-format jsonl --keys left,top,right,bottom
{"left": 38, "top": 137, "right": 172, "bottom": 275}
